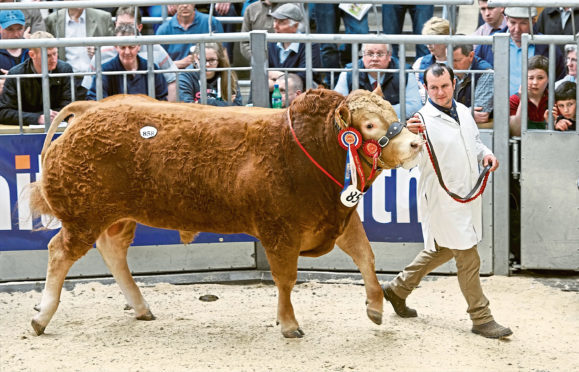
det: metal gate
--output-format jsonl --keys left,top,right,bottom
{"left": 519, "top": 132, "right": 579, "bottom": 270}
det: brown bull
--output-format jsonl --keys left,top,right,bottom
{"left": 29, "top": 89, "right": 422, "bottom": 338}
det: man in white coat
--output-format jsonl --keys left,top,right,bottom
{"left": 382, "top": 63, "right": 513, "bottom": 339}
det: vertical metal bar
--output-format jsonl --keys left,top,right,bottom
{"left": 147, "top": 43, "right": 155, "bottom": 98}
{"left": 250, "top": 31, "right": 269, "bottom": 108}
{"left": 70, "top": 75, "right": 75, "bottom": 102}
{"left": 470, "top": 71, "right": 475, "bottom": 116}
{"left": 41, "top": 47, "right": 51, "bottom": 131}
{"left": 305, "top": 41, "right": 313, "bottom": 90}
{"left": 123, "top": 73, "right": 128, "bottom": 94}
{"left": 399, "top": 43, "right": 406, "bottom": 121}
{"left": 492, "top": 34, "right": 511, "bottom": 276}
{"left": 351, "top": 43, "right": 359, "bottom": 90}
{"left": 547, "top": 43, "right": 555, "bottom": 130}
{"left": 175, "top": 70, "right": 180, "bottom": 101}
{"left": 521, "top": 35, "right": 528, "bottom": 133}
{"left": 199, "top": 42, "right": 207, "bottom": 105}
{"left": 95, "top": 46, "right": 103, "bottom": 101}
{"left": 16, "top": 76, "right": 22, "bottom": 130}
{"left": 227, "top": 68, "right": 232, "bottom": 104}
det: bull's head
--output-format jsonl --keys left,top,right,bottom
{"left": 335, "top": 89, "right": 422, "bottom": 170}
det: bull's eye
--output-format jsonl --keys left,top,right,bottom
{"left": 366, "top": 123, "right": 374, "bottom": 129}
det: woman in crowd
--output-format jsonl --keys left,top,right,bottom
{"left": 178, "top": 42, "right": 243, "bottom": 106}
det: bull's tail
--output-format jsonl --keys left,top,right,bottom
{"left": 41, "top": 100, "right": 100, "bottom": 164}
{"left": 28, "top": 181, "right": 56, "bottom": 229}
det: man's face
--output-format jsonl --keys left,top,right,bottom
{"left": 566, "top": 50, "right": 577, "bottom": 77}
{"left": 527, "top": 68, "right": 548, "bottom": 97}
{"left": 115, "top": 14, "right": 143, "bottom": 32}
{"left": 362, "top": 44, "right": 391, "bottom": 70}
{"left": 479, "top": 1, "right": 504, "bottom": 27}
{"left": 0, "top": 23, "right": 24, "bottom": 40}
{"left": 556, "top": 99, "right": 576, "bottom": 120}
{"left": 507, "top": 17, "right": 532, "bottom": 45}
{"left": 273, "top": 18, "right": 299, "bottom": 34}
{"left": 278, "top": 79, "right": 297, "bottom": 107}
{"left": 177, "top": 4, "right": 195, "bottom": 17}
{"left": 452, "top": 49, "right": 474, "bottom": 74}
{"left": 115, "top": 44, "right": 140, "bottom": 68}
{"left": 425, "top": 69, "right": 456, "bottom": 109}
{"left": 426, "top": 43, "right": 447, "bottom": 59}
{"left": 29, "top": 47, "right": 59, "bottom": 71}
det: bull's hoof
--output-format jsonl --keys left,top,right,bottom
{"left": 282, "top": 327, "right": 305, "bottom": 338}
{"left": 136, "top": 310, "right": 156, "bottom": 321}
{"left": 367, "top": 308, "right": 383, "bottom": 325}
{"left": 31, "top": 319, "right": 46, "bottom": 336}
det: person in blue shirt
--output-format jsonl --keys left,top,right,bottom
{"left": 334, "top": 43, "right": 422, "bottom": 120}
{"left": 87, "top": 24, "right": 167, "bottom": 101}
{"left": 155, "top": 4, "right": 224, "bottom": 69}
{"left": 266, "top": 3, "right": 321, "bottom": 92}
{"left": 178, "top": 42, "right": 243, "bottom": 106}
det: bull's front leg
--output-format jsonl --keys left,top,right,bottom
{"left": 264, "top": 244, "right": 304, "bottom": 338}
{"left": 336, "top": 212, "right": 383, "bottom": 325}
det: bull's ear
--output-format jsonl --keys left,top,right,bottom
{"left": 372, "top": 83, "right": 383, "bottom": 97}
{"left": 334, "top": 102, "right": 351, "bottom": 129}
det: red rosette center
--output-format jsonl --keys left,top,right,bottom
{"left": 362, "top": 139, "right": 381, "bottom": 157}
{"left": 338, "top": 128, "right": 362, "bottom": 150}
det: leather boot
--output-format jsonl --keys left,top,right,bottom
{"left": 471, "top": 320, "right": 513, "bottom": 339}
{"left": 382, "top": 283, "right": 417, "bottom": 318}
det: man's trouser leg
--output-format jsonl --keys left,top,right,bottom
{"left": 452, "top": 245, "right": 493, "bottom": 325}
{"left": 390, "top": 244, "right": 453, "bottom": 299}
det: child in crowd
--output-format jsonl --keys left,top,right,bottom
{"left": 552, "top": 81, "right": 577, "bottom": 131}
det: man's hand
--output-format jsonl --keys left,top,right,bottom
{"left": 483, "top": 154, "right": 499, "bottom": 172}
{"left": 175, "top": 55, "right": 194, "bottom": 69}
{"left": 215, "top": 2, "right": 231, "bottom": 15}
{"left": 473, "top": 107, "right": 490, "bottom": 123}
{"left": 23, "top": 26, "right": 31, "bottom": 39}
{"left": 405, "top": 114, "right": 425, "bottom": 134}
{"left": 37, "top": 110, "right": 59, "bottom": 125}
{"left": 543, "top": 105, "right": 559, "bottom": 122}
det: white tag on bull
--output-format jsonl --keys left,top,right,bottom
{"left": 140, "top": 126, "right": 157, "bottom": 139}
{"left": 340, "top": 185, "right": 363, "bottom": 207}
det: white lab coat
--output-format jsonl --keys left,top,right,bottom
{"left": 417, "top": 100, "right": 493, "bottom": 252}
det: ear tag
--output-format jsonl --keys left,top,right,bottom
{"left": 140, "top": 126, "right": 157, "bottom": 139}
{"left": 340, "top": 146, "right": 364, "bottom": 207}
{"left": 338, "top": 128, "right": 362, "bottom": 150}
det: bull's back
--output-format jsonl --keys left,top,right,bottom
{"left": 42, "top": 101, "right": 292, "bottom": 233}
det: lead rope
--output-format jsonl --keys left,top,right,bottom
{"left": 415, "top": 112, "right": 491, "bottom": 204}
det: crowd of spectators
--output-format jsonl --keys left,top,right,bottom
{"left": 0, "top": 2, "right": 576, "bottom": 132}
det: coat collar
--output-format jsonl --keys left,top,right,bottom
{"left": 422, "top": 100, "right": 459, "bottom": 125}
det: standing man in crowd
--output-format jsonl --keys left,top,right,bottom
{"left": 382, "top": 4, "right": 434, "bottom": 59}
{"left": 475, "top": 7, "right": 565, "bottom": 95}
{"left": 0, "top": 0, "right": 45, "bottom": 33}
{"left": 472, "top": 0, "right": 506, "bottom": 50}
{"left": 0, "top": 31, "right": 72, "bottom": 125}
{"left": 452, "top": 43, "right": 494, "bottom": 124}
{"left": 536, "top": 7, "right": 579, "bottom": 54}
{"left": 156, "top": 3, "right": 224, "bottom": 69}
{"left": 267, "top": 3, "right": 320, "bottom": 91}
{"left": 334, "top": 43, "right": 422, "bottom": 120}
{"left": 240, "top": 0, "right": 282, "bottom": 62}
{"left": 382, "top": 63, "right": 513, "bottom": 340}
{"left": 45, "top": 5, "right": 114, "bottom": 99}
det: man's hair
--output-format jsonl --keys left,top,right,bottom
{"left": 29, "top": 31, "right": 54, "bottom": 53}
{"left": 286, "top": 73, "right": 303, "bottom": 92}
{"left": 453, "top": 42, "right": 473, "bottom": 56}
{"left": 361, "top": 43, "right": 392, "bottom": 54}
{"left": 564, "top": 44, "right": 577, "bottom": 55}
{"left": 528, "top": 55, "right": 549, "bottom": 74}
{"left": 423, "top": 63, "right": 455, "bottom": 88}
{"left": 555, "top": 81, "right": 576, "bottom": 101}
{"left": 115, "top": 6, "right": 142, "bottom": 25}
{"left": 115, "top": 23, "right": 138, "bottom": 37}
{"left": 421, "top": 17, "right": 450, "bottom": 36}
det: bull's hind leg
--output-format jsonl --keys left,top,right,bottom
{"left": 96, "top": 220, "right": 154, "bottom": 320}
{"left": 265, "top": 245, "right": 303, "bottom": 338}
{"left": 31, "top": 229, "right": 93, "bottom": 335}
{"left": 336, "top": 212, "right": 383, "bottom": 325}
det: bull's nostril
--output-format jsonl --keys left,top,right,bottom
{"left": 411, "top": 142, "right": 419, "bottom": 149}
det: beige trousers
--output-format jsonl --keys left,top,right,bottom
{"left": 390, "top": 244, "right": 493, "bottom": 325}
